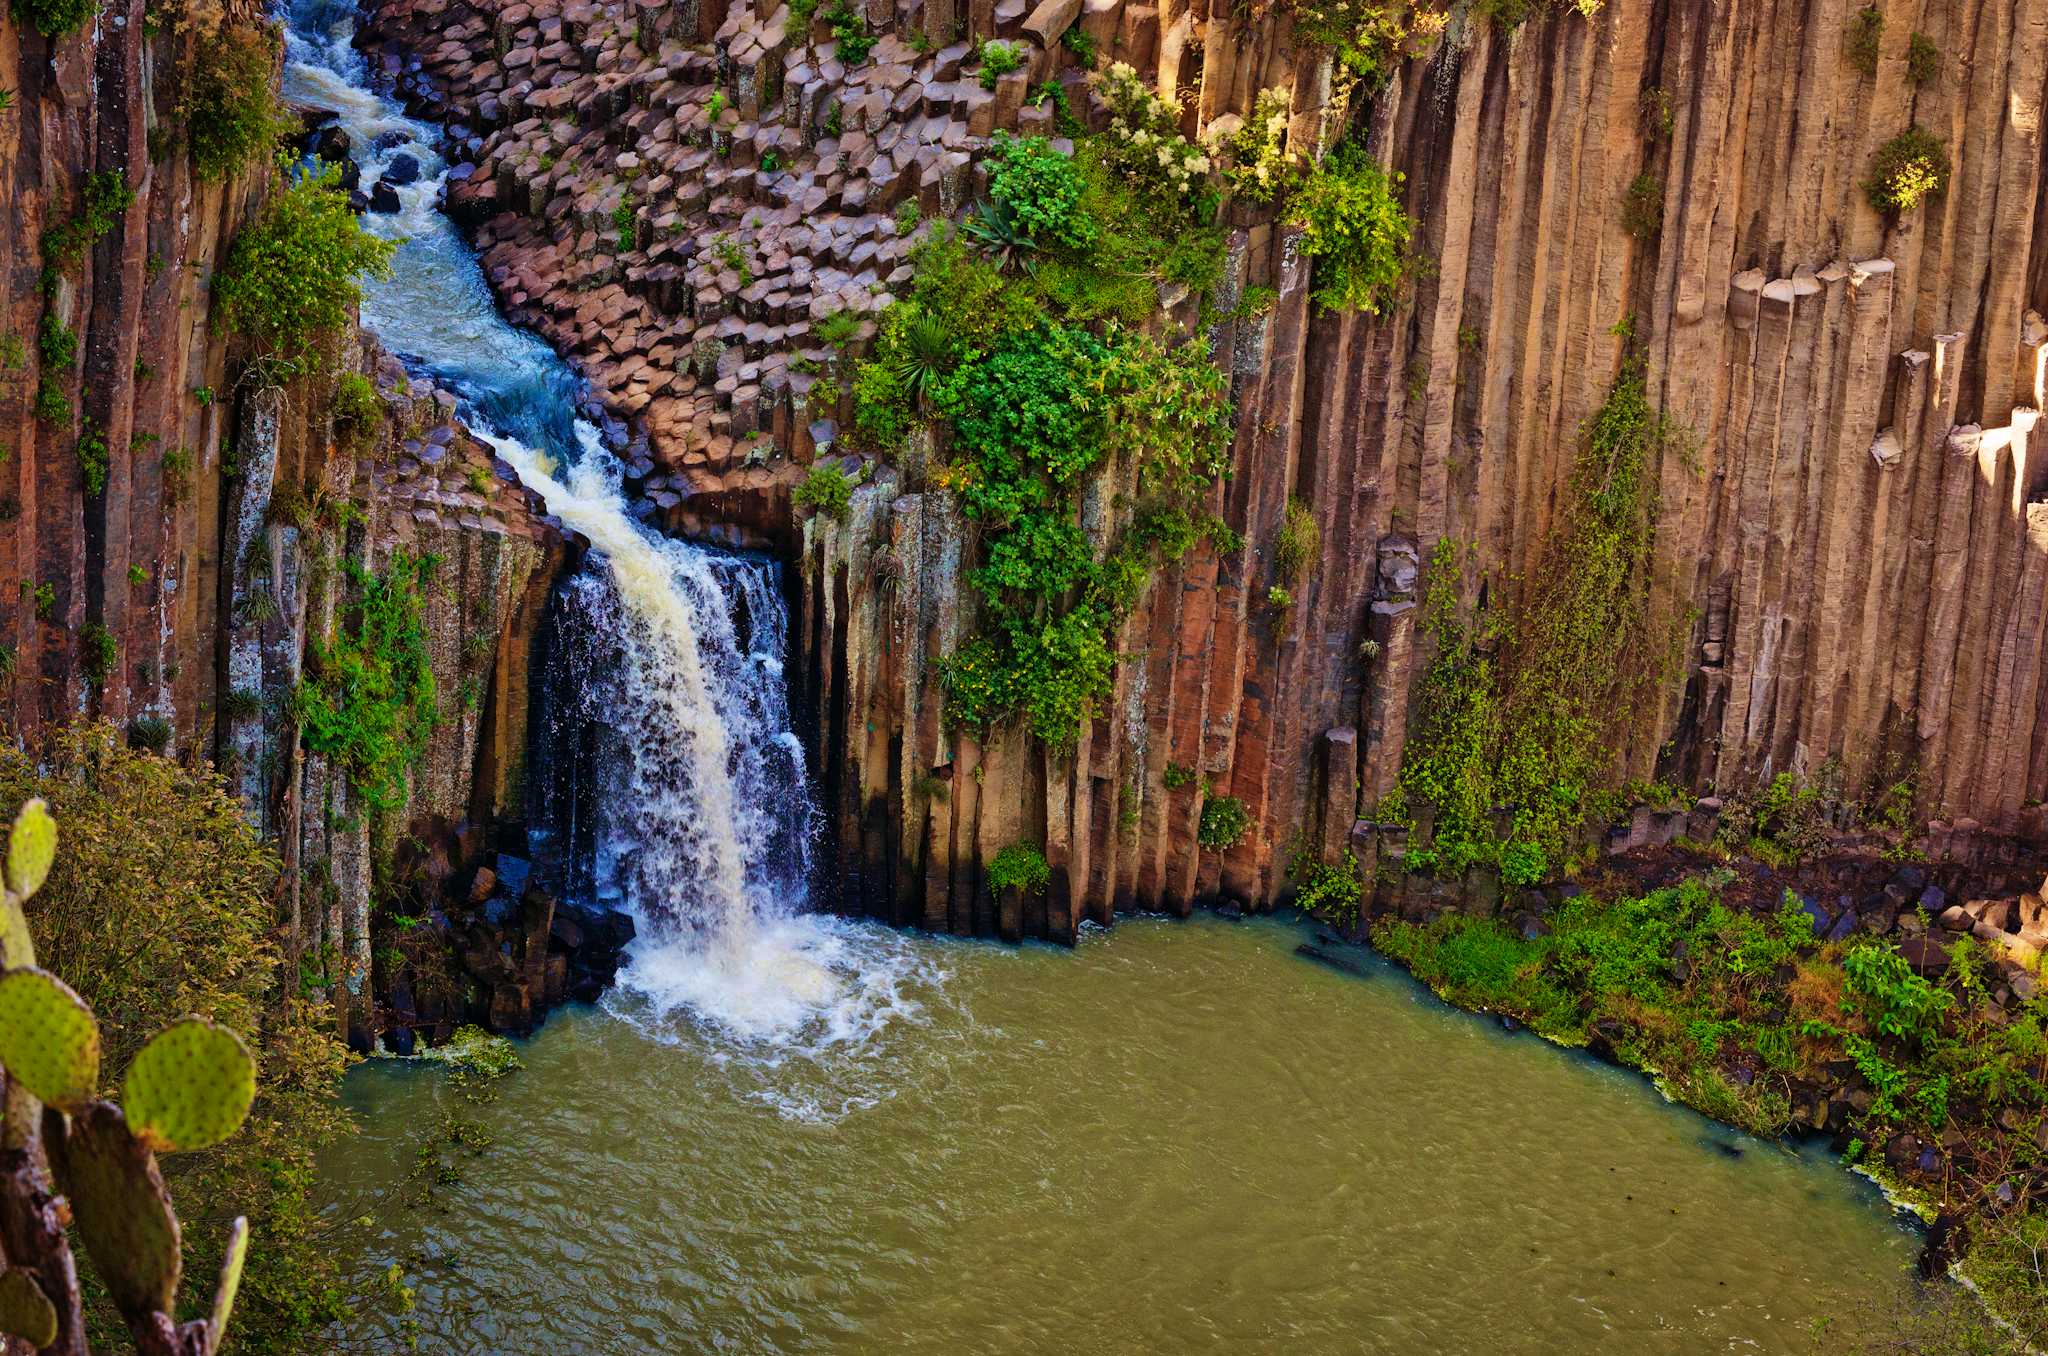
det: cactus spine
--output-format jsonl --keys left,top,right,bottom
{"left": 0, "top": 800, "right": 257, "bottom": 1356}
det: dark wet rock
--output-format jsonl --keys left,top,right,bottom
{"left": 311, "top": 125, "right": 351, "bottom": 162}
{"left": 1213, "top": 899, "right": 1245, "bottom": 921}
{"left": 1795, "top": 893, "right": 1828, "bottom": 932}
{"left": 335, "top": 156, "right": 361, "bottom": 192}
{"left": 385, "top": 1025, "right": 417, "bottom": 1057}
{"left": 348, "top": 190, "right": 369, "bottom": 213}
{"left": 1918, "top": 884, "right": 1947, "bottom": 913}
{"left": 385, "top": 151, "right": 422, "bottom": 185}
{"left": 1825, "top": 907, "right": 1859, "bottom": 941}
{"left": 1515, "top": 912, "right": 1550, "bottom": 942}
{"left": 369, "top": 179, "right": 403, "bottom": 212}
{"left": 1499, "top": 1014, "right": 1522, "bottom": 1034}
{"left": 1295, "top": 943, "right": 1369, "bottom": 978}
{"left": 372, "top": 129, "right": 411, "bottom": 151}
{"left": 346, "top": 1022, "right": 374, "bottom": 1056}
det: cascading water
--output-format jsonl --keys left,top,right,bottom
{"left": 280, "top": 0, "right": 939, "bottom": 1103}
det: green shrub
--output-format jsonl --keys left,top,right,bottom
{"left": 814, "top": 309, "right": 862, "bottom": 347}
{"left": 77, "top": 620, "right": 116, "bottom": 685}
{"left": 1906, "top": 30, "right": 1939, "bottom": 83}
{"left": 35, "top": 313, "right": 77, "bottom": 426}
{"left": 984, "top": 133, "right": 1096, "bottom": 251}
{"left": 793, "top": 462, "right": 854, "bottom": 520}
{"left": 214, "top": 163, "right": 397, "bottom": 374}
{"left": 1846, "top": 3, "right": 1883, "bottom": 75}
{"left": 1287, "top": 0, "right": 1423, "bottom": 88}
{"left": 1274, "top": 496, "right": 1319, "bottom": 585}
{"left": 74, "top": 418, "right": 108, "bottom": 495}
{"left": 1197, "top": 792, "right": 1251, "bottom": 850}
{"left": 1292, "top": 852, "right": 1363, "bottom": 925}
{"left": 332, "top": 370, "right": 381, "bottom": 441}
{"left": 986, "top": 840, "right": 1051, "bottom": 894}
{"left": 1060, "top": 25, "right": 1097, "bottom": 66}
{"left": 292, "top": 550, "right": 437, "bottom": 810}
{"left": 1619, "top": 171, "right": 1662, "bottom": 238}
{"left": 41, "top": 171, "right": 134, "bottom": 280}
{"left": 7, "top": 723, "right": 352, "bottom": 1352}
{"left": 186, "top": 25, "right": 289, "bottom": 181}
{"left": 9, "top": 0, "right": 95, "bottom": 38}
{"left": 824, "top": 0, "right": 874, "bottom": 62}
{"left": 1289, "top": 140, "right": 1413, "bottom": 314}
{"left": 1843, "top": 941, "right": 1954, "bottom": 1045}
{"left": 1163, "top": 761, "right": 1195, "bottom": 789}
{"left": 976, "top": 38, "right": 1025, "bottom": 89}
{"left": 1864, "top": 126, "right": 1950, "bottom": 214}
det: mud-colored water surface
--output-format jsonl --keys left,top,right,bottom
{"left": 321, "top": 915, "right": 1923, "bottom": 1355}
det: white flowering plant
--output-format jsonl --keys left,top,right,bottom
{"left": 1208, "top": 86, "right": 1297, "bottom": 204}
{"left": 1087, "top": 63, "right": 1215, "bottom": 214}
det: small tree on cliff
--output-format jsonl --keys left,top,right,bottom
{"left": 215, "top": 161, "right": 396, "bottom": 379}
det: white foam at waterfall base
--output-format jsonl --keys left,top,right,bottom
{"left": 476, "top": 429, "right": 950, "bottom": 1116}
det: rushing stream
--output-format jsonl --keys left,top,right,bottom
{"left": 284, "top": 4, "right": 1928, "bottom": 1351}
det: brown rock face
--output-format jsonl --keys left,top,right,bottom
{"left": 350, "top": 0, "right": 2048, "bottom": 940}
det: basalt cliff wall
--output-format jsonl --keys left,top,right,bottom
{"left": 2, "top": 3, "right": 574, "bottom": 1038}
{"left": 352, "top": 0, "right": 2048, "bottom": 941}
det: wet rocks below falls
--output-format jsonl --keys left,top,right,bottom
{"left": 369, "top": 852, "right": 637, "bottom": 1054}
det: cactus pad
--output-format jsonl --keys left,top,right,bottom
{"left": 123, "top": 1017, "right": 256, "bottom": 1153}
{"left": 0, "top": 1268, "right": 58, "bottom": 1349}
{"left": 46, "top": 1102, "right": 181, "bottom": 1320}
{"left": 0, "top": 967, "right": 101, "bottom": 1113}
{"left": 5, "top": 798, "right": 54, "bottom": 901}
{"left": 204, "top": 1216, "right": 250, "bottom": 1355}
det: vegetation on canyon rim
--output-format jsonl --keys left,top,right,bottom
{"left": 3, "top": 727, "right": 353, "bottom": 1352}
{"left": 1374, "top": 867, "right": 2048, "bottom": 1349}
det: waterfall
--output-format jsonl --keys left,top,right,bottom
{"left": 279, "top": 0, "right": 942, "bottom": 1071}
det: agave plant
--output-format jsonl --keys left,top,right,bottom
{"left": 890, "top": 309, "right": 956, "bottom": 413}
{"left": 960, "top": 195, "right": 1037, "bottom": 271}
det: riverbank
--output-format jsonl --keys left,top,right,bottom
{"left": 1359, "top": 847, "right": 2048, "bottom": 1350}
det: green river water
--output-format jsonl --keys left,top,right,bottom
{"left": 321, "top": 915, "right": 1926, "bottom": 1354}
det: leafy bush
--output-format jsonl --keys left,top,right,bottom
{"left": 125, "top": 714, "right": 172, "bottom": 753}
{"left": 1274, "top": 496, "right": 1319, "bottom": 586}
{"left": 1197, "top": 792, "right": 1251, "bottom": 850}
{"left": 1906, "top": 31, "right": 1939, "bottom": 84}
{"left": 976, "top": 38, "right": 1024, "bottom": 90}
{"left": 1619, "top": 171, "right": 1662, "bottom": 238}
{"left": 1864, "top": 126, "right": 1950, "bottom": 214}
{"left": 215, "top": 163, "right": 397, "bottom": 373}
{"left": 186, "top": 25, "right": 289, "bottom": 181}
{"left": 75, "top": 417, "right": 108, "bottom": 495}
{"left": 35, "top": 313, "right": 77, "bottom": 426}
{"left": 77, "top": 620, "right": 115, "bottom": 686}
{"left": 1089, "top": 62, "right": 1214, "bottom": 210}
{"left": 293, "top": 550, "right": 438, "bottom": 810}
{"left": 1844, "top": 942, "right": 1954, "bottom": 1044}
{"left": 1289, "top": 141, "right": 1413, "bottom": 314}
{"left": 1292, "top": 852, "right": 1363, "bottom": 925}
{"left": 986, "top": 840, "right": 1051, "bottom": 894}
{"left": 793, "top": 462, "right": 854, "bottom": 520}
{"left": 984, "top": 133, "right": 1097, "bottom": 251}
{"left": 9, "top": 0, "right": 95, "bottom": 38}
{"left": 1215, "top": 86, "right": 1295, "bottom": 202}
{"left": 41, "top": 170, "right": 135, "bottom": 278}
{"left": 6, "top": 724, "right": 352, "bottom": 1352}
{"left": 332, "top": 370, "right": 382, "bottom": 443}
{"left": 823, "top": 0, "right": 874, "bottom": 62}
{"left": 1288, "top": 0, "right": 1440, "bottom": 87}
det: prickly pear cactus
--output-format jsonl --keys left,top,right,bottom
{"left": 0, "top": 967, "right": 101, "bottom": 1112}
{"left": 123, "top": 1016, "right": 258, "bottom": 1154}
{"left": 5, "top": 796, "right": 54, "bottom": 901}
{"left": 46, "top": 1102, "right": 183, "bottom": 1320}
{"left": 0, "top": 1267, "right": 59, "bottom": 1348}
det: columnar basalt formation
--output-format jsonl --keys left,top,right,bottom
{"left": 348, "top": 0, "right": 2048, "bottom": 941}
{"left": 2, "top": 8, "right": 575, "bottom": 1042}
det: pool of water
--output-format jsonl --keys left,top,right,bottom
{"left": 320, "top": 915, "right": 1924, "bottom": 1354}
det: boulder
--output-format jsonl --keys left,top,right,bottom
{"left": 369, "top": 179, "right": 403, "bottom": 212}
{"left": 384, "top": 151, "right": 422, "bottom": 185}
{"left": 1898, "top": 934, "right": 1952, "bottom": 976}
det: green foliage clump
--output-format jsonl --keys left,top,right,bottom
{"left": 186, "top": 25, "right": 289, "bottom": 181}
{"left": 983, "top": 133, "right": 1097, "bottom": 252}
{"left": 332, "top": 371, "right": 382, "bottom": 443}
{"left": 1274, "top": 496, "right": 1319, "bottom": 587}
{"left": 1864, "top": 126, "right": 1950, "bottom": 215}
{"left": 1393, "top": 352, "right": 1684, "bottom": 883}
{"left": 1906, "top": 31, "right": 1939, "bottom": 84}
{"left": 41, "top": 171, "right": 136, "bottom": 286}
{"left": 1197, "top": 792, "right": 1251, "bottom": 850}
{"left": 1060, "top": 25, "right": 1096, "bottom": 66}
{"left": 78, "top": 621, "right": 116, "bottom": 687}
{"left": 986, "top": 841, "right": 1051, "bottom": 895}
{"left": 975, "top": 38, "right": 1024, "bottom": 89}
{"left": 292, "top": 550, "right": 438, "bottom": 810}
{"left": 1619, "top": 171, "right": 1662, "bottom": 239}
{"left": 214, "top": 163, "right": 397, "bottom": 375}
{"left": 75, "top": 418, "right": 108, "bottom": 496}
{"left": 1287, "top": 0, "right": 1441, "bottom": 88}
{"left": 9, "top": 0, "right": 96, "bottom": 39}
{"left": 6, "top": 725, "right": 352, "bottom": 1352}
{"left": 793, "top": 462, "right": 854, "bottom": 520}
{"left": 1843, "top": 942, "right": 1954, "bottom": 1044}
{"left": 824, "top": 0, "right": 874, "bottom": 63}
{"left": 1293, "top": 852, "right": 1363, "bottom": 926}
{"left": 1289, "top": 140, "right": 1414, "bottom": 315}
{"left": 1162, "top": 761, "right": 1195, "bottom": 790}
{"left": 35, "top": 314, "right": 78, "bottom": 426}
{"left": 1846, "top": 4, "right": 1883, "bottom": 76}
